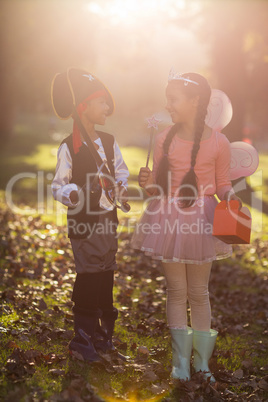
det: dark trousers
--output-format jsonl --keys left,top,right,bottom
{"left": 72, "top": 270, "right": 114, "bottom": 317}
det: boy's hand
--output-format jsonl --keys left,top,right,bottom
{"left": 109, "top": 184, "right": 128, "bottom": 204}
{"left": 70, "top": 190, "right": 79, "bottom": 205}
{"left": 138, "top": 167, "right": 153, "bottom": 188}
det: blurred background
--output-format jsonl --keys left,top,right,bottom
{"left": 1, "top": 0, "right": 268, "bottom": 144}
{"left": 0, "top": 0, "right": 268, "bottom": 217}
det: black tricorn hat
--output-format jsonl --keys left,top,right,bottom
{"left": 51, "top": 67, "right": 115, "bottom": 119}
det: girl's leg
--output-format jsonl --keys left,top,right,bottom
{"left": 162, "top": 262, "right": 192, "bottom": 380}
{"left": 186, "top": 263, "right": 218, "bottom": 382}
{"left": 162, "top": 262, "right": 188, "bottom": 329}
{"left": 186, "top": 262, "right": 212, "bottom": 332}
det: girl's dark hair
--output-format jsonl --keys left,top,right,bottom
{"left": 156, "top": 73, "right": 211, "bottom": 208}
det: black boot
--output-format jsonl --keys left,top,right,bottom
{"left": 94, "top": 308, "right": 127, "bottom": 360}
{"left": 69, "top": 312, "right": 102, "bottom": 363}
{"left": 100, "top": 307, "right": 118, "bottom": 351}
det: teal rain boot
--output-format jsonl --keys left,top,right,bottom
{"left": 170, "top": 327, "right": 193, "bottom": 381}
{"left": 193, "top": 329, "right": 218, "bottom": 383}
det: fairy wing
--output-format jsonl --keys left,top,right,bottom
{"left": 205, "top": 89, "right": 233, "bottom": 130}
{"left": 230, "top": 141, "right": 259, "bottom": 180}
{"left": 205, "top": 89, "right": 259, "bottom": 179}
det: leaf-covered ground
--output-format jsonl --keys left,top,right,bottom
{"left": 0, "top": 205, "right": 268, "bottom": 402}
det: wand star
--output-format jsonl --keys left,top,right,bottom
{"left": 146, "top": 115, "right": 161, "bottom": 130}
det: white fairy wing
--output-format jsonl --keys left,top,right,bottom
{"left": 230, "top": 141, "right": 259, "bottom": 180}
{"left": 205, "top": 89, "right": 233, "bottom": 130}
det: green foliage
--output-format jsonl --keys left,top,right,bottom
{"left": 216, "top": 335, "right": 250, "bottom": 371}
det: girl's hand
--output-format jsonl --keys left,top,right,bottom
{"left": 224, "top": 191, "right": 243, "bottom": 209}
{"left": 138, "top": 167, "right": 154, "bottom": 188}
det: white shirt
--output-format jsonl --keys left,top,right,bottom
{"left": 52, "top": 137, "right": 129, "bottom": 211}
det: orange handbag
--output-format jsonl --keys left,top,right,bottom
{"left": 213, "top": 200, "right": 251, "bottom": 244}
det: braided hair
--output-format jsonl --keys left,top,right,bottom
{"left": 155, "top": 122, "right": 180, "bottom": 195}
{"left": 156, "top": 73, "right": 211, "bottom": 207}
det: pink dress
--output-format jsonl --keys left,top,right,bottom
{"left": 131, "top": 127, "right": 233, "bottom": 264}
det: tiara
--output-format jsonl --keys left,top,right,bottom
{"left": 83, "top": 74, "right": 95, "bottom": 81}
{"left": 168, "top": 68, "right": 199, "bottom": 86}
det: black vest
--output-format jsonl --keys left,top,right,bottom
{"left": 61, "top": 131, "right": 118, "bottom": 238}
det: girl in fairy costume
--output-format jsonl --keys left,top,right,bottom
{"left": 131, "top": 71, "right": 242, "bottom": 382}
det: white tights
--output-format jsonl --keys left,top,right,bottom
{"left": 162, "top": 262, "right": 212, "bottom": 331}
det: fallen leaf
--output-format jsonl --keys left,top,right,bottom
{"left": 258, "top": 379, "right": 268, "bottom": 390}
{"left": 137, "top": 346, "right": 149, "bottom": 355}
{"left": 142, "top": 370, "right": 159, "bottom": 382}
{"left": 48, "top": 369, "right": 65, "bottom": 376}
{"left": 233, "top": 368, "right": 244, "bottom": 379}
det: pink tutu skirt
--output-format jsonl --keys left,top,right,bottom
{"left": 130, "top": 195, "right": 232, "bottom": 264}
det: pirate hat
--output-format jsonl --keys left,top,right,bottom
{"left": 51, "top": 67, "right": 115, "bottom": 119}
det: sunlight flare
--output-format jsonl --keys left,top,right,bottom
{"left": 86, "top": 0, "right": 186, "bottom": 24}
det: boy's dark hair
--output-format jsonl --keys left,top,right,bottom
{"left": 156, "top": 73, "right": 211, "bottom": 208}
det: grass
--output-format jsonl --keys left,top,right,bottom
{"left": 216, "top": 335, "right": 252, "bottom": 372}
{"left": 216, "top": 327, "right": 267, "bottom": 375}
{"left": 0, "top": 277, "right": 170, "bottom": 400}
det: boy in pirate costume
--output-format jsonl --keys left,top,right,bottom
{"left": 51, "top": 68, "right": 129, "bottom": 362}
